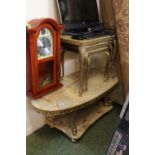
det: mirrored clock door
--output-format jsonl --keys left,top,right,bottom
{"left": 37, "top": 28, "right": 54, "bottom": 60}
{"left": 36, "top": 27, "right": 56, "bottom": 88}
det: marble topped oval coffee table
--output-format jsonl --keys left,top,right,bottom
{"left": 30, "top": 70, "right": 119, "bottom": 142}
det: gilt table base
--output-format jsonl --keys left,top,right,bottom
{"left": 46, "top": 101, "right": 113, "bottom": 142}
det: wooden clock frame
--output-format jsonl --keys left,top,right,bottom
{"left": 26, "top": 18, "right": 63, "bottom": 99}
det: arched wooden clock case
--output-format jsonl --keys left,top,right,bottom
{"left": 26, "top": 18, "right": 63, "bottom": 99}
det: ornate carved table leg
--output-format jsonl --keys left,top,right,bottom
{"left": 104, "top": 86, "right": 118, "bottom": 106}
{"left": 104, "top": 96, "right": 113, "bottom": 106}
{"left": 46, "top": 116, "right": 55, "bottom": 128}
{"left": 69, "top": 112, "right": 78, "bottom": 142}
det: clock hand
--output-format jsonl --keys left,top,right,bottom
{"left": 37, "top": 39, "right": 44, "bottom": 47}
{"left": 43, "top": 38, "right": 45, "bottom": 47}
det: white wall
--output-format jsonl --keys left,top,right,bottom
{"left": 26, "top": 0, "right": 78, "bottom": 136}
{"left": 26, "top": 0, "right": 102, "bottom": 22}
{"left": 26, "top": 0, "right": 60, "bottom": 21}
{"left": 26, "top": 98, "right": 45, "bottom": 136}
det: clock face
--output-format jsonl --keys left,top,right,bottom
{"left": 37, "top": 28, "right": 53, "bottom": 59}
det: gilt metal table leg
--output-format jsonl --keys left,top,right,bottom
{"left": 107, "top": 45, "right": 113, "bottom": 77}
{"left": 111, "top": 38, "right": 117, "bottom": 78}
{"left": 69, "top": 111, "right": 77, "bottom": 142}
{"left": 46, "top": 116, "right": 55, "bottom": 128}
{"left": 104, "top": 51, "right": 110, "bottom": 80}
{"left": 85, "top": 55, "right": 91, "bottom": 92}
{"left": 83, "top": 50, "right": 90, "bottom": 92}
{"left": 79, "top": 46, "right": 86, "bottom": 96}
{"left": 61, "top": 47, "right": 65, "bottom": 80}
{"left": 112, "top": 39, "right": 117, "bottom": 65}
{"left": 107, "top": 38, "right": 117, "bottom": 78}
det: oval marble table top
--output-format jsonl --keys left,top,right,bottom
{"left": 31, "top": 70, "right": 119, "bottom": 116}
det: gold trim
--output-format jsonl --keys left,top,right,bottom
{"left": 26, "top": 23, "right": 31, "bottom": 29}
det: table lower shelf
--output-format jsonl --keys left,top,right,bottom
{"left": 46, "top": 101, "right": 113, "bottom": 142}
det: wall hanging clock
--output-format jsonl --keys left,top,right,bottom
{"left": 26, "top": 18, "right": 63, "bottom": 99}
